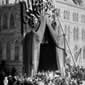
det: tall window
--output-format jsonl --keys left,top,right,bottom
{"left": 6, "top": 42, "right": 11, "bottom": 60}
{"left": 65, "top": 25, "right": 70, "bottom": 42}
{"left": 64, "top": 25, "right": 67, "bottom": 34}
{"left": 15, "top": 40, "right": 19, "bottom": 61}
{"left": 3, "top": 14, "right": 8, "bottom": 29}
{"left": 73, "top": 12, "right": 79, "bottom": 22}
{"left": 73, "top": 27, "right": 75, "bottom": 40}
{"left": 83, "top": 47, "right": 85, "bottom": 59}
{"left": 81, "top": 15, "right": 85, "bottom": 23}
{"left": 82, "top": 29, "right": 85, "bottom": 41}
{"left": 76, "top": 27, "right": 79, "bottom": 40}
{"left": 10, "top": 14, "right": 15, "bottom": 29}
{"left": 73, "top": 27, "right": 79, "bottom": 41}
{"left": 63, "top": 10, "right": 70, "bottom": 20}
{"left": 0, "top": 42, "right": 2, "bottom": 60}
{"left": 0, "top": 16, "right": 1, "bottom": 31}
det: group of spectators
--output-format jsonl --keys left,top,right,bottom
{"left": 0, "top": 60, "right": 85, "bottom": 85}
{"left": 0, "top": 60, "right": 18, "bottom": 85}
{"left": 65, "top": 64, "right": 85, "bottom": 85}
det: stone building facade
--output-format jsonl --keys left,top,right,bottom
{"left": 0, "top": 3, "right": 23, "bottom": 73}
{"left": 53, "top": 0, "right": 85, "bottom": 67}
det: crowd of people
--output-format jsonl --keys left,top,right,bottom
{"left": 0, "top": 60, "right": 85, "bottom": 85}
{"left": 0, "top": 60, "right": 18, "bottom": 85}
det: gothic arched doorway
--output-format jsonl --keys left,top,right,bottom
{"left": 38, "top": 25, "right": 58, "bottom": 71}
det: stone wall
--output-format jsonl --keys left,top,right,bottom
{"left": 0, "top": 3, "right": 23, "bottom": 74}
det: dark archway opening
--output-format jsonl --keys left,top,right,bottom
{"left": 38, "top": 25, "right": 58, "bottom": 72}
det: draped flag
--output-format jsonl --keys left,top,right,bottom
{"left": 74, "top": 48, "right": 82, "bottom": 62}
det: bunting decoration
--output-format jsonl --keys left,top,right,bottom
{"left": 23, "top": 0, "right": 58, "bottom": 32}
{"left": 22, "top": 0, "right": 43, "bottom": 32}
